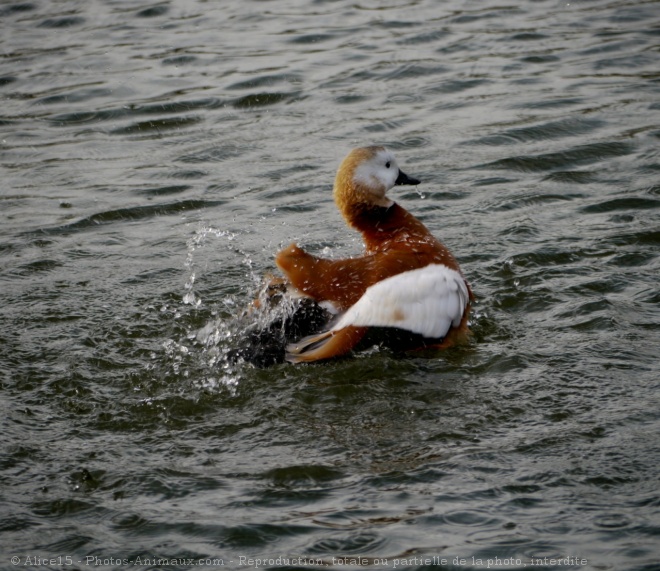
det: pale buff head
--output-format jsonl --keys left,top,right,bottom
{"left": 333, "top": 146, "right": 420, "bottom": 219}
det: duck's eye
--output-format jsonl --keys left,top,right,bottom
{"left": 385, "top": 161, "right": 391, "bottom": 169}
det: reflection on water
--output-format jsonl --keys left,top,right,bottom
{"left": 1, "top": 0, "right": 659, "bottom": 569}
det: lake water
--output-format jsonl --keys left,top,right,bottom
{"left": 1, "top": 0, "right": 659, "bottom": 570}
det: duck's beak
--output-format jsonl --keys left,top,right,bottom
{"left": 395, "top": 169, "right": 421, "bottom": 186}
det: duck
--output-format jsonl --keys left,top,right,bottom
{"left": 274, "top": 145, "right": 473, "bottom": 363}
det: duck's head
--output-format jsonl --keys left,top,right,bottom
{"left": 334, "top": 146, "right": 420, "bottom": 217}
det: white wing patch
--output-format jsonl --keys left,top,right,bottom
{"left": 330, "top": 264, "right": 469, "bottom": 339}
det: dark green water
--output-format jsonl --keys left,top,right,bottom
{"left": 1, "top": 1, "right": 659, "bottom": 570}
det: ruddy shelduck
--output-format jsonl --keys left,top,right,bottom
{"left": 275, "top": 146, "right": 473, "bottom": 363}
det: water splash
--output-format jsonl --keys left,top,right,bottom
{"left": 160, "top": 312, "right": 244, "bottom": 394}
{"left": 182, "top": 272, "right": 199, "bottom": 306}
{"left": 198, "top": 281, "right": 331, "bottom": 369}
{"left": 160, "top": 224, "right": 331, "bottom": 390}
{"left": 156, "top": 225, "right": 258, "bottom": 392}
{"left": 183, "top": 226, "right": 244, "bottom": 307}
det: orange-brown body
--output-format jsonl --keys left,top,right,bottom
{"left": 274, "top": 146, "right": 473, "bottom": 362}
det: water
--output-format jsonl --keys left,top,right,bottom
{"left": 2, "top": 0, "right": 659, "bottom": 570}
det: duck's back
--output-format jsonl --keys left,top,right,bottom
{"left": 352, "top": 203, "right": 463, "bottom": 276}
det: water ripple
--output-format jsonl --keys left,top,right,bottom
{"left": 26, "top": 200, "right": 225, "bottom": 236}
{"left": 2, "top": 0, "right": 659, "bottom": 569}
{"left": 470, "top": 117, "right": 605, "bottom": 146}
{"left": 479, "top": 141, "right": 634, "bottom": 173}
